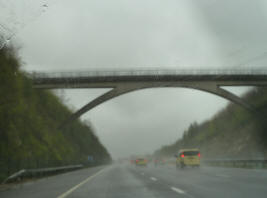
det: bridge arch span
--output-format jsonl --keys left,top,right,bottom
{"left": 59, "top": 82, "right": 254, "bottom": 128}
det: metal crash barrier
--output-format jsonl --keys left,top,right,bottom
{"left": 2, "top": 164, "right": 83, "bottom": 184}
{"left": 203, "top": 159, "right": 267, "bottom": 169}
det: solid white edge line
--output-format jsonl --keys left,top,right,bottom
{"left": 171, "top": 186, "right": 186, "bottom": 194}
{"left": 150, "top": 177, "right": 157, "bottom": 181}
{"left": 57, "top": 167, "right": 110, "bottom": 198}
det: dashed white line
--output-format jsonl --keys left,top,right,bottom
{"left": 150, "top": 177, "right": 157, "bottom": 181}
{"left": 171, "top": 187, "right": 186, "bottom": 194}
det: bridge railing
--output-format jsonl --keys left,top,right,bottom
{"left": 27, "top": 69, "right": 267, "bottom": 79}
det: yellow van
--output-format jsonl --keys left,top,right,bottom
{"left": 175, "top": 149, "right": 200, "bottom": 168}
{"left": 135, "top": 158, "right": 148, "bottom": 167}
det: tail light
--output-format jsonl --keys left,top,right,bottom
{"left": 198, "top": 153, "right": 201, "bottom": 158}
{"left": 181, "top": 154, "right": 185, "bottom": 158}
{"left": 136, "top": 160, "right": 139, "bottom": 163}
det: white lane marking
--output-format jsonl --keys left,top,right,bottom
{"left": 150, "top": 177, "right": 157, "bottom": 181}
{"left": 171, "top": 187, "right": 186, "bottom": 194}
{"left": 57, "top": 167, "right": 110, "bottom": 198}
{"left": 215, "top": 174, "right": 230, "bottom": 178}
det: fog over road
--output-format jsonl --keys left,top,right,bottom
{"left": 11, "top": 0, "right": 267, "bottom": 158}
{"left": 1, "top": 164, "right": 267, "bottom": 198}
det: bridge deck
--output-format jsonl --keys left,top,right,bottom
{"left": 26, "top": 69, "right": 267, "bottom": 126}
{"left": 29, "top": 69, "right": 267, "bottom": 78}
{"left": 29, "top": 70, "right": 267, "bottom": 88}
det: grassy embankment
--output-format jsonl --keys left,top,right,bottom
{"left": 154, "top": 86, "right": 267, "bottom": 160}
{"left": 0, "top": 47, "right": 111, "bottom": 181}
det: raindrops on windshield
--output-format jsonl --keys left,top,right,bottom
{"left": 0, "top": 0, "right": 55, "bottom": 49}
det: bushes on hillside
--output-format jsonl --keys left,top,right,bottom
{"left": 0, "top": 46, "right": 111, "bottom": 181}
{"left": 155, "top": 87, "right": 267, "bottom": 159}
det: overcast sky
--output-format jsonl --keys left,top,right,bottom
{"left": 2, "top": 0, "right": 267, "bottom": 158}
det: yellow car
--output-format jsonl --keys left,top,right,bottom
{"left": 175, "top": 149, "right": 201, "bottom": 169}
{"left": 135, "top": 158, "right": 148, "bottom": 167}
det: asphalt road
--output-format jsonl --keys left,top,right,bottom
{"left": 1, "top": 163, "right": 267, "bottom": 198}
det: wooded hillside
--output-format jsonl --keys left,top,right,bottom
{"left": 154, "top": 87, "right": 267, "bottom": 159}
{"left": 0, "top": 47, "right": 111, "bottom": 181}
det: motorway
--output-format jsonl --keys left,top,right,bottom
{"left": 1, "top": 163, "right": 267, "bottom": 198}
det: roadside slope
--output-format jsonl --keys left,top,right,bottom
{"left": 154, "top": 87, "right": 267, "bottom": 159}
{"left": 0, "top": 46, "right": 111, "bottom": 181}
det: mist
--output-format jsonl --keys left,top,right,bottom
{"left": 2, "top": 0, "right": 266, "bottom": 158}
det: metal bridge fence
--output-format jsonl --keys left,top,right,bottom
{"left": 27, "top": 69, "right": 267, "bottom": 79}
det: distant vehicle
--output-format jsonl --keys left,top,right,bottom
{"left": 154, "top": 158, "right": 165, "bottom": 166}
{"left": 135, "top": 158, "right": 147, "bottom": 167}
{"left": 175, "top": 149, "right": 201, "bottom": 169}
